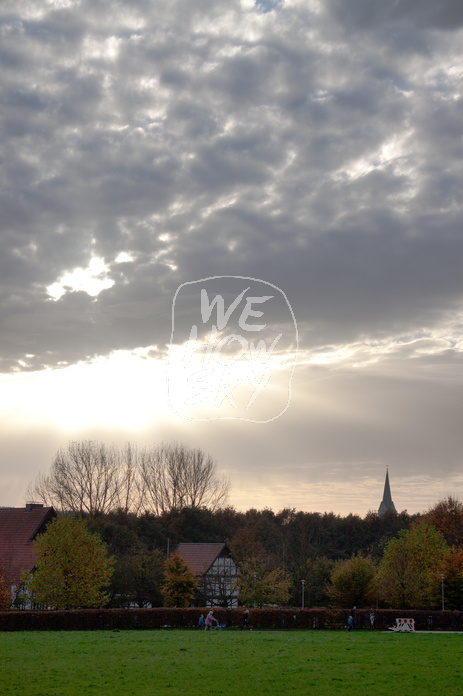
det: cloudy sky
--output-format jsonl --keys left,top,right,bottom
{"left": 1, "top": 0, "right": 463, "bottom": 516}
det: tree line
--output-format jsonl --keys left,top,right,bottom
{"left": 19, "top": 440, "right": 463, "bottom": 611}
{"left": 10, "top": 497, "right": 463, "bottom": 612}
{"left": 84, "top": 498, "right": 463, "bottom": 610}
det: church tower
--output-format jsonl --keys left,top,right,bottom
{"left": 378, "top": 468, "right": 396, "bottom": 516}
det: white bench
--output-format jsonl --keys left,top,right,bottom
{"left": 389, "top": 618, "right": 415, "bottom": 632}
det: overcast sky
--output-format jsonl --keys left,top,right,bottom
{"left": 1, "top": 0, "right": 463, "bottom": 516}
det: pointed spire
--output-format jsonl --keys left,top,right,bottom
{"left": 378, "top": 468, "right": 396, "bottom": 516}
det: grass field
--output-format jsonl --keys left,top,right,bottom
{"left": 1, "top": 629, "right": 462, "bottom": 696}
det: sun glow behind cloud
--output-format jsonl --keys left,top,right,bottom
{"left": 46, "top": 257, "right": 115, "bottom": 301}
{"left": 0, "top": 340, "right": 298, "bottom": 433}
{"left": 0, "top": 349, "right": 169, "bottom": 431}
{"left": 2, "top": 316, "right": 461, "bottom": 434}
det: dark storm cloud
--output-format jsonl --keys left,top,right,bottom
{"left": 0, "top": 0, "right": 462, "bottom": 374}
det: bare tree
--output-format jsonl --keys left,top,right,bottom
{"left": 114, "top": 442, "right": 144, "bottom": 515}
{"left": 26, "top": 441, "right": 143, "bottom": 515}
{"left": 26, "top": 440, "right": 228, "bottom": 516}
{"left": 139, "top": 442, "right": 229, "bottom": 515}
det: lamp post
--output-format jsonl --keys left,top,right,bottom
{"left": 253, "top": 572, "right": 257, "bottom": 608}
{"left": 441, "top": 574, "right": 445, "bottom": 611}
{"left": 301, "top": 579, "right": 305, "bottom": 609}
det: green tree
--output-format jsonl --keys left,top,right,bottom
{"left": 86, "top": 511, "right": 165, "bottom": 607}
{"left": 27, "top": 516, "right": 114, "bottom": 609}
{"left": 300, "top": 557, "right": 333, "bottom": 608}
{"left": 128, "top": 550, "right": 165, "bottom": 607}
{"left": 110, "top": 550, "right": 165, "bottom": 607}
{"left": 363, "top": 509, "right": 416, "bottom": 561}
{"left": 237, "top": 560, "right": 290, "bottom": 607}
{"left": 161, "top": 554, "right": 198, "bottom": 607}
{"left": 328, "top": 554, "right": 377, "bottom": 608}
{"left": 377, "top": 521, "right": 449, "bottom": 609}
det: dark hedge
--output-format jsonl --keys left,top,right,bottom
{"left": 0, "top": 608, "right": 462, "bottom": 632}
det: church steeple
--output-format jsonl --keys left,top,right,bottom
{"left": 378, "top": 468, "right": 396, "bottom": 516}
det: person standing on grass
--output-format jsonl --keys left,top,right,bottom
{"left": 350, "top": 606, "right": 356, "bottom": 628}
{"left": 197, "top": 614, "right": 205, "bottom": 630}
{"left": 240, "top": 609, "right": 250, "bottom": 631}
{"left": 205, "top": 610, "right": 219, "bottom": 631}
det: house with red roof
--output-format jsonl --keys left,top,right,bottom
{"left": 0, "top": 503, "right": 56, "bottom": 605}
{"left": 174, "top": 542, "right": 239, "bottom": 608}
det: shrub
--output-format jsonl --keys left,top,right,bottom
{"left": 0, "top": 607, "right": 461, "bottom": 632}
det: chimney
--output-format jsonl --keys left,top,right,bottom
{"left": 25, "top": 503, "right": 44, "bottom": 513}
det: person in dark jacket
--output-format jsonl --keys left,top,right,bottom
{"left": 240, "top": 608, "right": 250, "bottom": 631}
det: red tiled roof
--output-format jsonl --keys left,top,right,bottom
{"left": 174, "top": 543, "right": 227, "bottom": 576}
{"left": 0, "top": 506, "right": 56, "bottom": 586}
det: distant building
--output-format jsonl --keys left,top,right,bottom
{"left": 378, "top": 469, "right": 396, "bottom": 516}
{"left": 0, "top": 503, "right": 56, "bottom": 606}
{"left": 174, "top": 542, "right": 239, "bottom": 608}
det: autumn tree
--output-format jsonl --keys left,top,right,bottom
{"left": 328, "top": 554, "right": 377, "bottom": 608}
{"left": 377, "top": 521, "right": 449, "bottom": 609}
{"left": 27, "top": 516, "right": 114, "bottom": 609}
{"left": 423, "top": 497, "right": 463, "bottom": 548}
{"left": 440, "top": 550, "right": 463, "bottom": 610}
{"left": 161, "top": 554, "right": 198, "bottom": 607}
{"left": 229, "top": 526, "right": 268, "bottom": 566}
{"left": 0, "top": 570, "right": 10, "bottom": 611}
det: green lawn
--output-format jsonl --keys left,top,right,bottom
{"left": 1, "top": 629, "right": 462, "bottom": 696}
